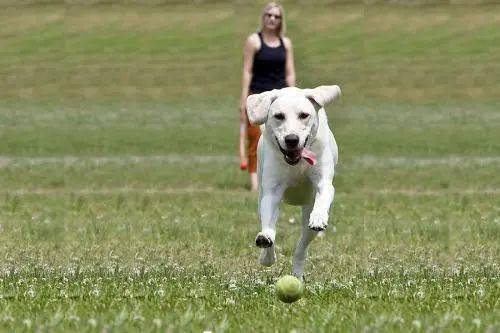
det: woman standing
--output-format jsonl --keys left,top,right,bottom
{"left": 239, "top": 2, "right": 296, "bottom": 192}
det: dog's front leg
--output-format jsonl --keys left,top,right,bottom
{"left": 255, "top": 183, "right": 285, "bottom": 266}
{"left": 256, "top": 184, "right": 284, "bottom": 247}
{"left": 308, "top": 166, "right": 335, "bottom": 232}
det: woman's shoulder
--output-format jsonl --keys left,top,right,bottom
{"left": 282, "top": 36, "right": 293, "bottom": 49}
{"left": 247, "top": 33, "right": 261, "bottom": 45}
{"left": 245, "top": 33, "right": 261, "bottom": 51}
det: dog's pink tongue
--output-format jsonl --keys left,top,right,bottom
{"left": 301, "top": 148, "right": 317, "bottom": 165}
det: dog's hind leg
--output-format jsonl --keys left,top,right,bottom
{"left": 292, "top": 204, "right": 319, "bottom": 279}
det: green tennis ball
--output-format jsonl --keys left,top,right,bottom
{"left": 276, "top": 275, "right": 304, "bottom": 303}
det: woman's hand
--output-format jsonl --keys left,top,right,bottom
{"left": 239, "top": 157, "right": 248, "bottom": 170}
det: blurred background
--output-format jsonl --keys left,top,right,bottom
{"left": 2, "top": 1, "right": 499, "bottom": 102}
{"left": 1, "top": 1, "right": 498, "bottom": 159}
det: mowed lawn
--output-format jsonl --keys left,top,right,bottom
{"left": 1, "top": 2, "right": 499, "bottom": 332}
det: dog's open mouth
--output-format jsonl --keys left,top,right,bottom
{"left": 283, "top": 151, "right": 302, "bottom": 165}
{"left": 276, "top": 138, "right": 317, "bottom": 166}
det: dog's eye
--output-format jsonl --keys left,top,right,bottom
{"left": 298, "top": 113, "right": 310, "bottom": 120}
{"left": 274, "top": 113, "right": 285, "bottom": 121}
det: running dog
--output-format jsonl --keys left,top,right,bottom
{"left": 246, "top": 85, "right": 341, "bottom": 278}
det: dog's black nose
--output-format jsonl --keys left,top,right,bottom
{"left": 284, "top": 134, "right": 300, "bottom": 149}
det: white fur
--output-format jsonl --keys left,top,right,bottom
{"left": 246, "top": 85, "right": 341, "bottom": 279}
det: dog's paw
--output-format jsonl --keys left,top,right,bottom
{"left": 255, "top": 232, "right": 274, "bottom": 248}
{"left": 259, "top": 248, "right": 276, "bottom": 267}
{"left": 308, "top": 210, "right": 328, "bottom": 231}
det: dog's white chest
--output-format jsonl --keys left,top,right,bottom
{"left": 282, "top": 166, "right": 315, "bottom": 206}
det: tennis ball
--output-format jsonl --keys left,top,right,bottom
{"left": 276, "top": 275, "right": 304, "bottom": 303}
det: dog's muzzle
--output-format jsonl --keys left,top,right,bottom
{"left": 275, "top": 136, "right": 317, "bottom": 166}
{"left": 276, "top": 137, "right": 302, "bottom": 165}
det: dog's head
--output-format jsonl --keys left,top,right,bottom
{"left": 246, "top": 85, "right": 341, "bottom": 166}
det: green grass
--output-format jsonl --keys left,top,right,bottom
{"left": 1, "top": 101, "right": 499, "bottom": 157}
{"left": 0, "top": 2, "right": 499, "bottom": 332}
{"left": 1, "top": 192, "right": 499, "bottom": 331}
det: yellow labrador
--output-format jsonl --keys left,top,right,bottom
{"left": 246, "top": 85, "right": 341, "bottom": 278}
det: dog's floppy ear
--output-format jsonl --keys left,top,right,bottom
{"left": 304, "top": 85, "right": 341, "bottom": 110}
{"left": 246, "top": 90, "right": 279, "bottom": 125}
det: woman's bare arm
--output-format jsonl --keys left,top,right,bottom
{"left": 239, "top": 34, "right": 258, "bottom": 166}
{"left": 284, "top": 37, "right": 296, "bottom": 87}
{"left": 240, "top": 34, "right": 258, "bottom": 119}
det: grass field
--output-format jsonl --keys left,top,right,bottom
{"left": 1, "top": 2, "right": 499, "bottom": 332}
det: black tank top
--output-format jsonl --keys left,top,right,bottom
{"left": 249, "top": 32, "right": 287, "bottom": 93}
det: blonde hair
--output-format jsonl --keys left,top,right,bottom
{"left": 260, "top": 2, "right": 286, "bottom": 37}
